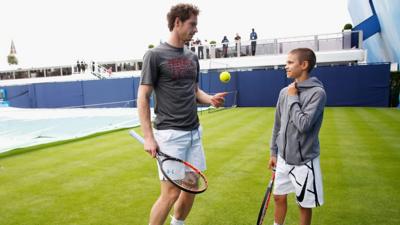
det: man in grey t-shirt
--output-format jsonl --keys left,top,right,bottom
{"left": 137, "top": 4, "right": 227, "bottom": 225}
{"left": 141, "top": 42, "right": 200, "bottom": 131}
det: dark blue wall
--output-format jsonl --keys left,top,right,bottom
{"left": 82, "top": 79, "right": 135, "bottom": 108}
{"left": 200, "top": 63, "right": 390, "bottom": 107}
{"left": 312, "top": 64, "right": 390, "bottom": 106}
{"left": 3, "top": 85, "right": 32, "bottom": 107}
{"left": 2, "top": 78, "right": 136, "bottom": 108}
{"left": 34, "top": 82, "right": 84, "bottom": 108}
{"left": 1, "top": 64, "right": 391, "bottom": 108}
{"left": 237, "top": 70, "right": 286, "bottom": 107}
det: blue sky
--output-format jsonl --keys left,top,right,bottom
{"left": 0, "top": 0, "right": 351, "bottom": 69}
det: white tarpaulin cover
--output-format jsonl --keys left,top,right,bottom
{"left": 0, "top": 107, "right": 143, "bottom": 153}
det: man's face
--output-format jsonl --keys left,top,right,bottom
{"left": 285, "top": 53, "right": 305, "bottom": 79}
{"left": 176, "top": 14, "right": 198, "bottom": 42}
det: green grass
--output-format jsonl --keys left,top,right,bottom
{"left": 0, "top": 107, "right": 399, "bottom": 225}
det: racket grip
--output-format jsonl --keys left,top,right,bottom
{"left": 129, "top": 130, "right": 144, "bottom": 145}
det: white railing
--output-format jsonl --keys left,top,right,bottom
{"left": 0, "top": 31, "right": 363, "bottom": 81}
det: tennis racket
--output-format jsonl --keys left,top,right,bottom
{"left": 256, "top": 169, "right": 276, "bottom": 225}
{"left": 129, "top": 130, "right": 208, "bottom": 194}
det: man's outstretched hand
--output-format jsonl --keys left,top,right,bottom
{"left": 211, "top": 92, "right": 228, "bottom": 108}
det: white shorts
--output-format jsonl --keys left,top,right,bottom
{"left": 153, "top": 126, "right": 206, "bottom": 180}
{"left": 273, "top": 155, "right": 324, "bottom": 208}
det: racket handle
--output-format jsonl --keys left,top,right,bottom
{"left": 129, "top": 130, "right": 144, "bottom": 145}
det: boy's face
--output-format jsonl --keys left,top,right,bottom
{"left": 285, "top": 53, "right": 307, "bottom": 79}
{"left": 176, "top": 14, "right": 198, "bottom": 42}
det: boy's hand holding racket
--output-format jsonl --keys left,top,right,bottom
{"left": 268, "top": 156, "right": 277, "bottom": 170}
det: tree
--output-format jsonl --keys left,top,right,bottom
{"left": 342, "top": 23, "right": 353, "bottom": 31}
{"left": 7, "top": 54, "right": 18, "bottom": 65}
{"left": 8, "top": 40, "right": 18, "bottom": 65}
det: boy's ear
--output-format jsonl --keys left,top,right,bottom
{"left": 301, "top": 60, "right": 309, "bottom": 71}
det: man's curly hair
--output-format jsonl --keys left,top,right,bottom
{"left": 167, "top": 4, "right": 200, "bottom": 31}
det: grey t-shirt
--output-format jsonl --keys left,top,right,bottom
{"left": 140, "top": 42, "right": 200, "bottom": 131}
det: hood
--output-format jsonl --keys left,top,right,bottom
{"left": 296, "top": 77, "right": 324, "bottom": 91}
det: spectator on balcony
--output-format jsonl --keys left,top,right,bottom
{"left": 204, "top": 39, "right": 210, "bottom": 59}
{"left": 234, "top": 33, "right": 241, "bottom": 56}
{"left": 190, "top": 39, "right": 196, "bottom": 52}
{"left": 106, "top": 67, "right": 112, "bottom": 76}
{"left": 250, "top": 28, "right": 258, "bottom": 56}
{"left": 77, "top": 61, "right": 81, "bottom": 73}
{"left": 196, "top": 38, "right": 204, "bottom": 59}
{"left": 81, "top": 61, "right": 86, "bottom": 73}
{"left": 222, "top": 36, "right": 229, "bottom": 58}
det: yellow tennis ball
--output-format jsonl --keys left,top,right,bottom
{"left": 219, "top": 71, "right": 231, "bottom": 83}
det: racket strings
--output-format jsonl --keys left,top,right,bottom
{"left": 161, "top": 159, "right": 207, "bottom": 192}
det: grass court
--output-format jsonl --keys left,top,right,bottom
{"left": 1, "top": 107, "right": 399, "bottom": 225}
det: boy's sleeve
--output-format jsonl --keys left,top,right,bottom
{"left": 287, "top": 89, "right": 326, "bottom": 133}
{"left": 269, "top": 91, "right": 282, "bottom": 157}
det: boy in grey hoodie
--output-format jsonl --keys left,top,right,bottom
{"left": 268, "top": 48, "right": 326, "bottom": 225}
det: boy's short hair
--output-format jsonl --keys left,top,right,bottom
{"left": 289, "top": 48, "right": 316, "bottom": 73}
{"left": 167, "top": 4, "right": 200, "bottom": 32}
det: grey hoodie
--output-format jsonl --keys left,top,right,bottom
{"left": 270, "top": 77, "right": 326, "bottom": 165}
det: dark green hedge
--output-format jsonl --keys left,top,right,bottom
{"left": 390, "top": 71, "right": 400, "bottom": 107}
